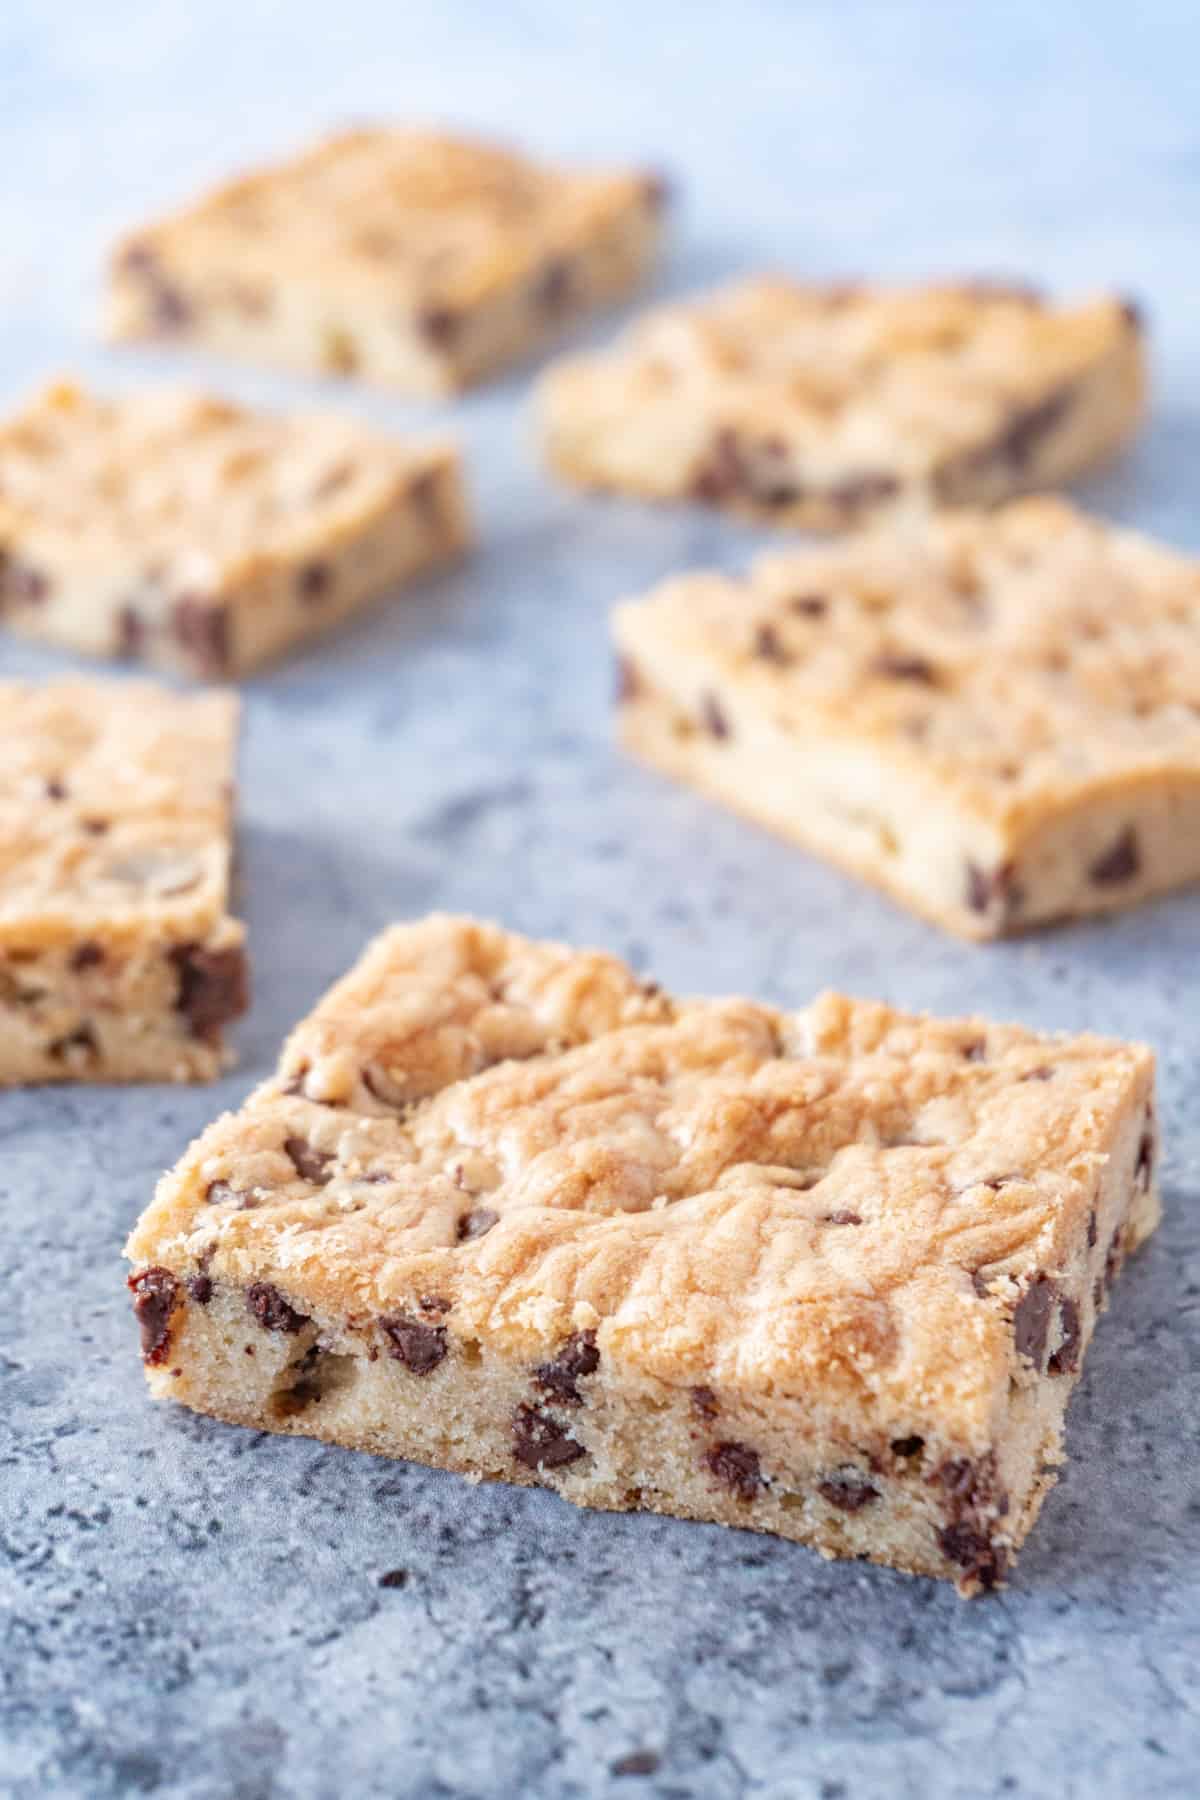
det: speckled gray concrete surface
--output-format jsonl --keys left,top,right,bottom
{"left": 2, "top": 4, "right": 1199, "bottom": 1796}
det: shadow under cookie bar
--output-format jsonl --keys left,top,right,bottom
{"left": 125, "top": 916, "right": 1159, "bottom": 1594}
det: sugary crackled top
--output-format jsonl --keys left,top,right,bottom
{"left": 0, "top": 679, "right": 238, "bottom": 947}
{"left": 544, "top": 275, "right": 1136, "bottom": 469}
{"left": 0, "top": 380, "right": 455, "bottom": 580}
{"left": 114, "top": 127, "right": 662, "bottom": 308}
{"left": 128, "top": 915, "right": 1152, "bottom": 1441}
{"left": 614, "top": 497, "right": 1200, "bottom": 830}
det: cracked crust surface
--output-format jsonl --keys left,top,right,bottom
{"left": 0, "top": 379, "right": 469, "bottom": 675}
{"left": 539, "top": 276, "right": 1144, "bottom": 528}
{"left": 614, "top": 496, "right": 1200, "bottom": 937}
{"left": 107, "top": 127, "right": 667, "bottom": 392}
{"left": 127, "top": 916, "right": 1158, "bottom": 1585}
{"left": 0, "top": 678, "right": 246, "bottom": 1080}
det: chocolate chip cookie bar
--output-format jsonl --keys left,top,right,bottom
{"left": 615, "top": 497, "right": 1200, "bottom": 937}
{"left": 0, "top": 380, "right": 469, "bottom": 677}
{"left": 125, "top": 915, "right": 1158, "bottom": 1593}
{"left": 539, "top": 277, "right": 1144, "bottom": 528}
{"left": 107, "top": 127, "right": 668, "bottom": 393}
{"left": 1, "top": 678, "right": 247, "bottom": 1083}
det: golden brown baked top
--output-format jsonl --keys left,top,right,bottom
{"left": 542, "top": 275, "right": 1139, "bottom": 478}
{"left": 0, "top": 678, "right": 238, "bottom": 946}
{"left": 0, "top": 379, "right": 456, "bottom": 580}
{"left": 112, "top": 127, "right": 662, "bottom": 311}
{"left": 613, "top": 496, "right": 1200, "bottom": 829}
{"left": 128, "top": 915, "right": 1152, "bottom": 1443}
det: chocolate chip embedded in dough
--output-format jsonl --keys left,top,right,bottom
{"left": 283, "top": 1136, "right": 334, "bottom": 1186}
{"left": 1089, "top": 827, "right": 1140, "bottom": 886}
{"left": 128, "top": 1266, "right": 179, "bottom": 1364}
{"left": 170, "top": 944, "right": 249, "bottom": 1041}
{"left": 818, "top": 1471, "right": 880, "bottom": 1512}
{"left": 532, "top": 1331, "right": 600, "bottom": 1405}
{"left": 700, "top": 691, "right": 730, "bottom": 740}
{"left": 704, "top": 1440, "right": 762, "bottom": 1501}
{"left": 1013, "top": 1275, "right": 1060, "bottom": 1371}
{"left": 246, "top": 1283, "right": 308, "bottom": 1334}
{"left": 380, "top": 1315, "right": 448, "bottom": 1375}
{"left": 512, "top": 1405, "right": 587, "bottom": 1470}
{"left": 172, "top": 597, "right": 230, "bottom": 676}
{"left": 457, "top": 1207, "right": 499, "bottom": 1242}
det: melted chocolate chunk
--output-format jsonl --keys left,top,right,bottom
{"left": 938, "top": 1522, "right": 1007, "bottom": 1589}
{"left": 457, "top": 1207, "right": 499, "bottom": 1242}
{"left": 170, "top": 944, "right": 249, "bottom": 1042}
{"left": 704, "top": 1441, "right": 762, "bottom": 1501}
{"left": 818, "top": 1471, "right": 880, "bottom": 1512}
{"left": 1087, "top": 1209, "right": 1098, "bottom": 1249}
{"left": 186, "top": 1273, "right": 214, "bottom": 1305}
{"left": 205, "top": 1179, "right": 254, "bottom": 1208}
{"left": 824, "top": 1210, "right": 863, "bottom": 1226}
{"left": 931, "top": 1454, "right": 1009, "bottom": 1588}
{"left": 44, "top": 778, "right": 67, "bottom": 801}
{"left": 789, "top": 593, "right": 828, "bottom": 618}
{"left": 172, "top": 597, "right": 230, "bottom": 676}
{"left": 512, "top": 1405, "right": 587, "bottom": 1470}
{"left": 381, "top": 1314, "right": 448, "bottom": 1375}
{"left": 964, "top": 859, "right": 1023, "bottom": 921}
{"left": 1089, "top": 827, "right": 1140, "bottom": 886}
{"left": 284, "top": 1136, "right": 334, "bottom": 1185}
{"left": 890, "top": 1435, "right": 925, "bottom": 1458}
{"left": 533, "top": 1330, "right": 600, "bottom": 1405}
{"left": 691, "top": 1384, "right": 719, "bottom": 1420}
{"left": 1013, "top": 1275, "right": 1059, "bottom": 1370}
{"left": 691, "top": 429, "right": 798, "bottom": 509}
{"left": 128, "top": 1266, "right": 179, "bottom": 1364}
{"left": 246, "top": 1283, "right": 308, "bottom": 1334}
{"left": 1047, "top": 1297, "right": 1081, "bottom": 1376}
{"left": 69, "top": 941, "right": 105, "bottom": 973}
{"left": 700, "top": 691, "right": 730, "bottom": 740}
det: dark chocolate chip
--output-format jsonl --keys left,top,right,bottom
{"left": 752, "top": 622, "right": 792, "bottom": 665}
{"left": 45, "top": 778, "right": 67, "bottom": 801}
{"left": 48, "top": 1023, "right": 98, "bottom": 1063}
{"left": 818, "top": 1471, "right": 880, "bottom": 1512}
{"left": 380, "top": 1315, "right": 448, "bottom": 1375}
{"left": 704, "top": 1440, "right": 762, "bottom": 1501}
{"left": 691, "top": 1384, "right": 719, "bottom": 1420}
{"left": 615, "top": 655, "right": 640, "bottom": 704}
{"left": 1104, "top": 1226, "right": 1125, "bottom": 1292}
{"left": 534, "top": 257, "right": 573, "bottom": 315}
{"left": 151, "top": 281, "right": 192, "bottom": 331}
{"left": 186, "top": 1274, "right": 214, "bottom": 1305}
{"left": 964, "top": 859, "right": 1023, "bottom": 920}
{"left": 69, "top": 941, "right": 105, "bottom": 972}
{"left": 533, "top": 1330, "right": 600, "bottom": 1405}
{"left": 789, "top": 593, "right": 828, "bottom": 618}
{"left": 1136, "top": 1117, "right": 1155, "bottom": 1188}
{"left": 995, "top": 388, "right": 1074, "bottom": 471}
{"left": 512, "top": 1405, "right": 587, "bottom": 1470}
{"left": 117, "top": 606, "right": 145, "bottom": 659}
{"left": 1020, "top": 1065, "right": 1054, "bottom": 1082}
{"left": 418, "top": 305, "right": 460, "bottom": 349}
{"left": 204, "top": 1179, "right": 253, "bottom": 1208}
{"left": 1089, "top": 827, "right": 1140, "bottom": 886}
{"left": 691, "top": 429, "right": 799, "bottom": 509}
{"left": 172, "top": 597, "right": 230, "bottom": 676}
{"left": 246, "top": 1282, "right": 308, "bottom": 1334}
{"left": 419, "top": 1292, "right": 451, "bottom": 1315}
{"left": 457, "top": 1207, "right": 499, "bottom": 1242}
{"left": 962, "top": 1038, "right": 986, "bottom": 1062}
{"left": 890, "top": 1434, "right": 925, "bottom": 1458}
{"left": 824, "top": 1210, "right": 863, "bottom": 1226}
{"left": 1087, "top": 1209, "right": 1098, "bottom": 1249}
{"left": 612, "top": 1750, "right": 661, "bottom": 1778}
{"left": 377, "top": 1568, "right": 409, "bottom": 1589}
{"left": 81, "top": 817, "right": 109, "bottom": 836}
{"left": 128, "top": 1266, "right": 179, "bottom": 1364}
{"left": 700, "top": 691, "right": 730, "bottom": 740}
{"left": 938, "top": 1522, "right": 1006, "bottom": 1588}
{"left": 297, "top": 560, "right": 331, "bottom": 602}
{"left": 169, "top": 944, "right": 249, "bottom": 1042}
{"left": 1048, "top": 1297, "right": 1081, "bottom": 1376}
{"left": 284, "top": 1136, "right": 334, "bottom": 1185}
{"left": 1013, "top": 1275, "right": 1059, "bottom": 1370}
{"left": 871, "top": 651, "right": 937, "bottom": 684}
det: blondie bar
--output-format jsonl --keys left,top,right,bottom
{"left": 0, "top": 380, "right": 469, "bottom": 677}
{"left": 125, "top": 915, "right": 1157, "bottom": 1593}
{"left": 614, "top": 497, "right": 1200, "bottom": 937}
{"left": 1, "top": 678, "right": 247, "bottom": 1083}
{"left": 539, "top": 277, "right": 1144, "bottom": 528}
{"left": 107, "top": 128, "right": 667, "bottom": 393}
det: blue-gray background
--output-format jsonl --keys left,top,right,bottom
{"left": 1, "top": 4, "right": 1197, "bottom": 1796}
